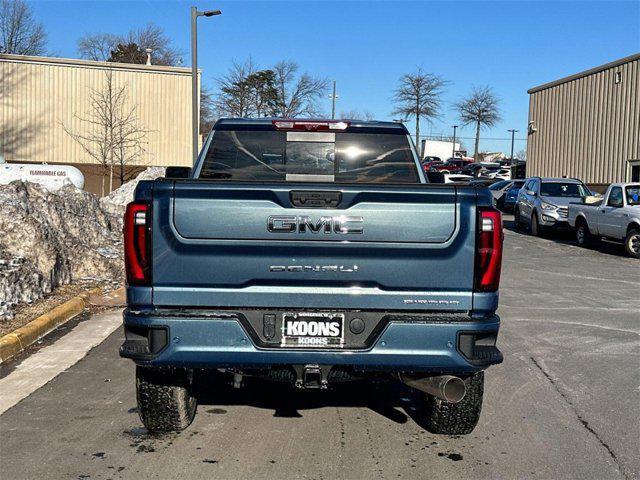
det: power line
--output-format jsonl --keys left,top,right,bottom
{"left": 423, "top": 135, "right": 527, "bottom": 141}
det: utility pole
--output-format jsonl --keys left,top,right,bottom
{"left": 508, "top": 129, "right": 518, "bottom": 164}
{"left": 191, "top": 6, "right": 221, "bottom": 166}
{"left": 330, "top": 80, "right": 338, "bottom": 119}
{"left": 451, "top": 125, "right": 458, "bottom": 160}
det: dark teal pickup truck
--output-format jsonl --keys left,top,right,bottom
{"left": 120, "top": 119, "right": 504, "bottom": 434}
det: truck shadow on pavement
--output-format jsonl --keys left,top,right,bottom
{"left": 195, "top": 374, "right": 429, "bottom": 428}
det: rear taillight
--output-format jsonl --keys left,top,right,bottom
{"left": 474, "top": 208, "right": 503, "bottom": 292}
{"left": 124, "top": 202, "right": 151, "bottom": 286}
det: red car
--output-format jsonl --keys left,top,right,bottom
{"left": 431, "top": 158, "right": 474, "bottom": 173}
{"left": 421, "top": 156, "right": 443, "bottom": 172}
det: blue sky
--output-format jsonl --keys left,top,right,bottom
{"left": 31, "top": 0, "right": 639, "bottom": 154}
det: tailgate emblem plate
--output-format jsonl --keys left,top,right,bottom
{"left": 267, "top": 215, "right": 364, "bottom": 234}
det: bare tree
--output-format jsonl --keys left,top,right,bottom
{"left": 213, "top": 59, "right": 328, "bottom": 119}
{"left": 214, "top": 59, "right": 256, "bottom": 117}
{"left": 199, "top": 84, "right": 216, "bottom": 134}
{"left": 392, "top": 68, "right": 446, "bottom": 157}
{"left": 125, "top": 23, "right": 181, "bottom": 66}
{"left": 272, "top": 60, "right": 329, "bottom": 117}
{"left": 77, "top": 23, "right": 181, "bottom": 65}
{"left": 0, "top": 0, "right": 46, "bottom": 55}
{"left": 455, "top": 86, "right": 502, "bottom": 161}
{"left": 77, "top": 32, "right": 119, "bottom": 61}
{"left": 63, "top": 71, "right": 149, "bottom": 195}
{"left": 515, "top": 148, "right": 526, "bottom": 162}
{"left": 340, "top": 109, "right": 376, "bottom": 121}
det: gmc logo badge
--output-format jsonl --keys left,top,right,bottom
{"left": 267, "top": 215, "right": 364, "bottom": 234}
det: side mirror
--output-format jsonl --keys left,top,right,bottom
{"left": 165, "top": 166, "right": 192, "bottom": 179}
{"left": 527, "top": 190, "right": 536, "bottom": 196}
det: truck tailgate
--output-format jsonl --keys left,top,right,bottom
{"left": 150, "top": 181, "right": 477, "bottom": 311}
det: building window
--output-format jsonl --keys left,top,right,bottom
{"left": 629, "top": 160, "right": 640, "bottom": 182}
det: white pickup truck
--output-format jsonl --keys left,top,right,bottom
{"left": 568, "top": 183, "right": 640, "bottom": 258}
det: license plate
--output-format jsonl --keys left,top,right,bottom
{"left": 281, "top": 312, "right": 344, "bottom": 348}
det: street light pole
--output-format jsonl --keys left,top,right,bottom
{"left": 451, "top": 125, "right": 458, "bottom": 160}
{"left": 507, "top": 129, "right": 518, "bottom": 164}
{"left": 191, "top": 6, "right": 221, "bottom": 166}
{"left": 330, "top": 80, "right": 338, "bottom": 119}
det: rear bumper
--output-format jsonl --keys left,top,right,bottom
{"left": 120, "top": 309, "right": 502, "bottom": 373}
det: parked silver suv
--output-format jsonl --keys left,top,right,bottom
{"left": 514, "top": 177, "right": 592, "bottom": 236}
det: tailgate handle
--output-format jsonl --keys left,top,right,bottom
{"left": 290, "top": 190, "right": 342, "bottom": 208}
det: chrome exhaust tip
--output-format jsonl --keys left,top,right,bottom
{"left": 399, "top": 374, "right": 466, "bottom": 403}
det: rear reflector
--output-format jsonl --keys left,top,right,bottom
{"left": 124, "top": 202, "right": 151, "bottom": 286}
{"left": 272, "top": 120, "right": 349, "bottom": 131}
{"left": 474, "top": 208, "right": 503, "bottom": 292}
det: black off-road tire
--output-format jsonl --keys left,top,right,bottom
{"left": 422, "top": 372, "right": 484, "bottom": 435}
{"left": 575, "top": 220, "right": 593, "bottom": 248}
{"left": 136, "top": 366, "right": 197, "bottom": 433}
{"left": 624, "top": 228, "right": 640, "bottom": 259}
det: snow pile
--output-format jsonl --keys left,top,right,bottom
{"left": 100, "top": 167, "right": 165, "bottom": 217}
{"left": 0, "top": 167, "right": 164, "bottom": 321}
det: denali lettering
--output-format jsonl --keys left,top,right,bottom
{"left": 270, "top": 265, "right": 359, "bottom": 272}
{"left": 267, "top": 215, "right": 364, "bottom": 234}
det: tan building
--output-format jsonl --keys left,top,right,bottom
{"left": 526, "top": 53, "right": 640, "bottom": 191}
{"left": 1, "top": 54, "right": 194, "bottom": 195}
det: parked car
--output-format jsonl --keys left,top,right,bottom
{"left": 120, "top": 118, "right": 504, "bottom": 435}
{"left": 500, "top": 180, "right": 525, "bottom": 212}
{"left": 422, "top": 159, "right": 444, "bottom": 174}
{"left": 478, "top": 163, "right": 511, "bottom": 181}
{"left": 422, "top": 156, "right": 442, "bottom": 168}
{"left": 461, "top": 163, "right": 511, "bottom": 181}
{"left": 493, "top": 167, "right": 512, "bottom": 181}
{"left": 568, "top": 183, "right": 640, "bottom": 258}
{"left": 484, "top": 180, "right": 513, "bottom": 209}
{"left": 461, "top": 164, "right": 484, "bottom": 177}
{"left": 514, "top": 177, "right": 592, "bottom": 235}
{"left": 433, "top": 158, "right": 474, "bottom": 173}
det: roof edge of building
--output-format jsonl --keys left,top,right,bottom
{"left": 527, "top": 52, "right": 640, "bottom": 94}
{"left": 0, "top": 53, "right": 193, "bottom": 75}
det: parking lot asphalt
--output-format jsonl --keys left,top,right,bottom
{"left": 1, "top": 218, "right": 638, "bottom": 480}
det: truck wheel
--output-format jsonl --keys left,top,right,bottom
{"left": 531, "top": 213, "right": 543, "bottom": 237}
{"left": 136, "top": 366, "right": 197, "bottom": 432}
{"left": 420, "top": 372, "right": 484, "bottom": 435}
{"left": 625, "top": 229, "right": 640, "bottom": 259}
{"left": 576, "top": 221, "right": 593, "bottom": 248}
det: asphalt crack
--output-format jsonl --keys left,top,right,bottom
{"left": 529, "top": 356, "right": 627, "bottom": 479}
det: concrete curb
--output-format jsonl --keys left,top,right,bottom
{"left": 0, "top": 287, "right": 102, "bottom": 364}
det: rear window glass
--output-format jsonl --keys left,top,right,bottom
{"left": 540, "top": 182, "right": 590, "bottom": 197}
{"left": 198, "top": 130, "right": 420, "bottom": 183}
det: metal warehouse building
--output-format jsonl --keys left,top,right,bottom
{"left": 1, "top": 54, "right": 194, "bottom": 195}
{"left": 526, "top": 53, "right": 640, "bottom": 191}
